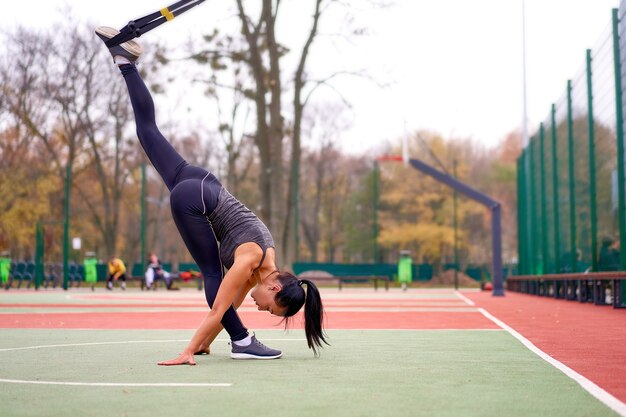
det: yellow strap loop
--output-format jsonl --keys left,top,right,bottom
{"left": 160, "top": 7, "right": 175, "bottom": 21}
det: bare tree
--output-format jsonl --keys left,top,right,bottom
{"left": 0, "top": 22, "right": 160, "bottom": 257}
{"left": 234, "top": 0, "right": 287, "bottom": 236}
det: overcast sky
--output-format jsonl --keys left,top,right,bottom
{"left": 2, "top": 0, "right": 620, "bottom": 154}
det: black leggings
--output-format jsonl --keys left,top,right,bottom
{"left": 120, "top": 64, "right": 248, "bottom": 341}
{"left": 106, "top": 273, "right": 126, "bottom": 284}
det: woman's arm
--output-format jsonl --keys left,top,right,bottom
{"left": 194, "top": 279, "right": 255, "bottom": 353}
{"left": 157, "top": 252, "right": 258, "bottom": 366}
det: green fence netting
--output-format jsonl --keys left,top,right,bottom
{"left": 518, "top": 8, "right": 626, "bottom": 275}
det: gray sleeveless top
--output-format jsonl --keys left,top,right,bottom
{"left": 207, "top": 187, "right": 275, "bottom": 270}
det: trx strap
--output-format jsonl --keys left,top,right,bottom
{"left": 105, "top": 0, "right": 206, "bottom": 48}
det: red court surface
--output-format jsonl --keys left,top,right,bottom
{"left": 0, "top": 291, "right": 498, "bottom": 330}
{"left": 465, "top": 290, "right": 626, "bottom": 404}
{"left": 0, "top": 310, "right": 499, "bottom": 330}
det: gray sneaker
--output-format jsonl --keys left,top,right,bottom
{"left": 230, "top": 335, "right": 282, "bottom": 360}
{"left": 95, "top": 26, "right": 143, "bottom": 63}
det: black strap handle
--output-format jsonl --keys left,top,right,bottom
{"left": 105, "top": 0, "right": 206, "bottom": 47}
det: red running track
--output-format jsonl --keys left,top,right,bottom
{"left": 465, "top": 290, "right": 626, "bottom": 404}
{"left": 0, "top": 310, "right": 498, "bottom": 330}
{"left": 0, "top": 292, "right": 497, "bottom": 330}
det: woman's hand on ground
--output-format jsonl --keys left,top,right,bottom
{"left": 194, "top": 347, "right": 211, "bottom": 355}
{"left": 157, "top": 352, "right": 196, "bottom": 366}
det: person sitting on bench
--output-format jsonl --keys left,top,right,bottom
{"left": 145, "top": 252, "right": 175, "bottom": 290}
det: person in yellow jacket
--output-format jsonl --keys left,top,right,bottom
{"left": 107, "top": 256, "right": 127, "bottom": 290}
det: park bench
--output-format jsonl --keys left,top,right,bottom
{"left": 128, "top": 262, "right": 203, "bottom": 291}
{"left": 3, "top": 261, "right": 84, "bottom": 290}
{"left": 66, "top": 263, "right": 85, "bottom": 288}
{"left": 506, "top": 271, "right": 626, "bottom": 308}
{"left": 298, "top": 273, "right": 390, "bottom": 291}
{"left": 3, "top": 261, "right": 35, "bottom": 289}
{"left": 43, "top": 263, "right": 62, "bottom": 289}
{"left": 2, "top": 260, "right": 203, "bottom": 291}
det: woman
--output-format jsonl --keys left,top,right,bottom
{"left": 96, "top": 26, "right": 328, "bottom": 365}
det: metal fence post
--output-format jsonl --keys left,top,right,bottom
{"left": 529, "top": 136, "right": 537, "bottom": 273}
{"left": 586, "top": 49, "right": 598, "bottom": 272}
{"left": 539, "top": 123, "right": 548, "bottom": 274}
{"left": 612, "top": 8, "right": 626, "bottom": 270}
{"left": 567, "top": 80, "right": 577, "bottom": 272}
{"left": 551, "top": 104, "right": 561, "bottom": 273}
{"left": 372, "top": 160, "right": 379, "bottom": 264}
{"left": 517, "top": 156, "right": 525, "bottom": 274}
{"left": 35, "top": 222, "right": 44, "bottom": 289}
{"left": 140, "top": 163, "right": 147, "bottom": 274}
{"left": 518, "top": 151, "right": 528, "bottom": 274}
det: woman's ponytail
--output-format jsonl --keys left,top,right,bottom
{"left": 276, "top": 273, "right": 329, "bottom": 355}
{"left": 300, "top": 279, "right": 329, "bottom": 356}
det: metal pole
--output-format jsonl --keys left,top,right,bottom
{"left": 62, "top": 162, "right": 71, "bottom": 290}
{"left": 521, "top": 0, "right": 533, "bottom": 276}
{"left": 141, "top": 163, "right": 147, "bottom": 273}
{"left": 529, "top": 136, "right": 537, "bottom": 273}
{"left": 586, "top": 49, "right": 598, "bottom": 272}
{"left": 551, "top": 104, "right": 561, "bottom": 272}
{"left": 35, "top": 222, "right": 44, "bottom": 289}
{"left": 517, "top": 155, "right": 525, "bottom": 274}
{"left": 522, "top": 0, "right": 529, "bottom": 148}
{"left": 453, "top": 160, "right": 458, "bottom": 290}
{"left": 373, "top": 161, "right": 379, "bottom": 264}
{"left": 612, "top": 8, "right": 626, "bottom": 270}
{"left": 491, "top": 204, "right": 504, "bottom": 296}
{"left": 539, "top": 123, "right": 548, "bottom": 274}
{"left": 567, "top": 80, "right": 577, "bottom": 273}
{"left": 407, "top": 158, "right": 504, "bottom": 296}
{"left": 521, "top": 150, "right": 529, "bottom": 274}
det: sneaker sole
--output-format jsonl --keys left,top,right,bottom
{"left": 230, "top": 352, "right": 283, "bottom": 360}
{"left": 95, "top": 26, "right": 143, "bottom": 57}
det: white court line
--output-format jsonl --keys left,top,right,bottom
{"left": 0, "top": 307, "right": 479, "bottom": 314}
{"left": 478, "top": 308, "right": 626, "bottom": 417}
{"left": 0, "top": 339, "right": 191, "bottom": 352}
{"left": 327, "top": 328, "right": 503, "bottom": 332}
{"left": 0, "top": 379, "right": 231, "bottom": 387}
{"left": 0, "top": 339, "right": 304, "bottom": 388}
{"left": 454, "top": 291, "right": 475, "bottom": 306}
{"left": 0, "top": 338, "right": 306, "bottom": 352}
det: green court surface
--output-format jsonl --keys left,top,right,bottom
{"left": 0, "top": 328, "right": 618, "bottom": 417}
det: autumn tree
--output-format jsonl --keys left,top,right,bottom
{"left": 175, "top": 0, "right": 381, "bottom": 268}
{"left": 374, "top": 131, "right": 516, "bottom": 275}
{"left": 0, "top": 127, "right": 58, "bottom": 258}
{"left": 296, "top": 143, "right": 371, "bottom": 263}
{"left": 0, "top": 22, "right": 166, "bottom": 259}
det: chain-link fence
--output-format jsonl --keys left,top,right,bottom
{"left": 518, "top": 7, "right": 626, "bottom": 275}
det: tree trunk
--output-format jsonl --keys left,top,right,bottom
{"left": 281, "top": 0, "right": 323, "bottom": 267}
{"left": 236, "top": 0, "right": 273, "bottom": 225}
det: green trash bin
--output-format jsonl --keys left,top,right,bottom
{"left": 84, "top": 255, "right": 98, "bottom": 290}
{"left": 0, "top": 257, "right": 10, "bottom": 284}
{"left": 398, "top": 250, "right": 413, "bottom": 291}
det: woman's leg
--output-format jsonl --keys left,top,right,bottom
{"left": 119, "top": 64, "right": 186, "bottom": 191}
{"left": 119, "top": 64, "right": 247, "bottom": 341}
{"left": 169, "top": 179, "right": 249, "bottom": 342}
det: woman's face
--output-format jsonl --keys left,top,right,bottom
{"left": 250, "top": 284, "right": 287, "bottom": 316}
